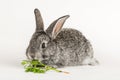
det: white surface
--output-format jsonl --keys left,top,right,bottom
{"left": 0, "top": 0, "right": 120, "bottom": 80}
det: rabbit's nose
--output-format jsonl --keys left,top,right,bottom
{"left": 42, "top": 55, "right": 48, "bottom": 58}
{"left": 31, "top": 55, "right": 35, "bottom": 59}
{"left": 29, "top": 53, "right": 35, "bottom": 60}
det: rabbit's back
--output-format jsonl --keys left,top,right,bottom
{"left": 56, "top": 28, "right": 87, "bottom": 48}
{"left": 54, "top": 28, "right": 94, "bottom": 66}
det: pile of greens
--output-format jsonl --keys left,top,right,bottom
{"left": 21, "top": 60, "right": 69, "bottom": 74}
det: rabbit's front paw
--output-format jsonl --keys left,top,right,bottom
{"left": 48, "top": 63, "right": 64, "bottom": 68}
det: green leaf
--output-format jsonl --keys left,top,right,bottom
{"left": 31, "top": 60, "right": 40, "bottom": 66}
{"left": 21, "top": 60, "right": 28, "bottom": 65}
{"left": 25, "top": 67, "right": 33, "bottom": 72}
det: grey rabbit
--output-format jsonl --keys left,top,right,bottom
{"left": 26, "top": 8, "right": 99, "bottom": 68}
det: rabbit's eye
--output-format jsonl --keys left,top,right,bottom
{"left": 42, "top": 43, "right": 46, "bottom": 48}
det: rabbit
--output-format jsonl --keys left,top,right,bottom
{"left": 26, "top": 8, "right": 99, "bottom": 68}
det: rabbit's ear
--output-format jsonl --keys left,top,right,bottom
{"left": 46, "top": 15, "right": 69, "bottom": 39}
{"left": 34, "top": 8, "right": 44, "bottom": 32}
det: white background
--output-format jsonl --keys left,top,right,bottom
{"left": 0, "top": 0, "right": 120, "bottom": 80}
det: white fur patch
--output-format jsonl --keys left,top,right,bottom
{"left": 82, "top": 57, "right": 99, "bottom": 66}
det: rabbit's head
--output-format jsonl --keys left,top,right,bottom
{"left": 26, "top": 8, "right": 69, "bottom": 61}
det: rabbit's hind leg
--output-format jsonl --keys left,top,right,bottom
{"left": 81, "top": 57, "right": 99, "bottom": 66}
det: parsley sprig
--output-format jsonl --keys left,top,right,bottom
{"left": 21, "top": 60, "right": 69, "bottom": 74}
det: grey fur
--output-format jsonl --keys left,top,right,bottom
{"left": 34, "top": 8, "right": 44, "bottom": 32}
{"left": 26, "top": 8, "right": 99, "bottom": 68}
